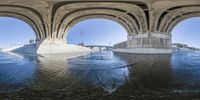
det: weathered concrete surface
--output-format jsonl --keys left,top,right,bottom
{"left": 113, "top": 33, "right": 172, "bottom": 54}
{"left": 0, "top": 42, "right": 90, "bottom": 55}
{"left": 113, "top": 48, "right": 172, "bottom": 54}
{"left": 37, "top": 40, "right": 91, "bottom": 55}
{"left": 0, "top": 0, "right": 200, "bottom": 54}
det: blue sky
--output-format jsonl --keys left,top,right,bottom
{"left": 67, "top": 19, "right": 127, "bottom": 46}
{"left": 171, "top": 17, "right": 200, "bottom": 48}
{"left": 0, "top": 17, "right": 199, "bottom": 48}
{"left": 0, "top": 17, "right": 35, "bottom": 48}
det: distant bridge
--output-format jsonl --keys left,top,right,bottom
{"left": 85, "top": 45, "right": 113, "bottom": 50}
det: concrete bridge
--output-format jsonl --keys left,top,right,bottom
{"left": 85, "top": 45, "right": 113, "bottom": 51}
{"left": 1, "top": 0, "right": 200, "bottom": 54}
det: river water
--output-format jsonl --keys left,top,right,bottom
{"left": 0, "top": 50, "right": 200, "bottom": 99}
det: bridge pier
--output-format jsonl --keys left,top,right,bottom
{"left": 113, "top": 33, "right": 172, "bottom": 54}
{"left": 37, "top": 39, "right": 91, "bottom": 55}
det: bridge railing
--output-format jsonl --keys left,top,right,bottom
{"left": 113, "top": 41, "right": 127, "bottom": 49}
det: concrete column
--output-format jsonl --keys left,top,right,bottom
{"left": 113, "top": 33, "right": 172, "bottom": 54}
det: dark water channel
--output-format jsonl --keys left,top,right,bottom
{"left": 1, "top": 50, "right": 200, "bottom": 99}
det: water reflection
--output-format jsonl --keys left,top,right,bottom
{"left": 115, "top": 53, "right": 173, "bottom": 91}
{"left": 31, "top": 51, "right": 129, "bottom": 93}
{"left": 0, "top": 52, "right": 36, "bottom": 93}
{"left": 171, "top": 51, "right": 200, "bottom": 92}
{"left": 67, "top": 51, "right": 129, "bottom": 93}
{"left": 1, "top": 50, "right": 200, "bottom": 98}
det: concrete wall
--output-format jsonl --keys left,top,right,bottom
{"left": 127, "top": 33, "right": 171, "bottom": 49}
{"left": 113, "top": 41, "right": 127, "bottom": 49}
{"left": 113, "top": 33, "right": 172, "bottom": 54}
{"left": 37, "top": 39, "right": 91, "bottom": 55}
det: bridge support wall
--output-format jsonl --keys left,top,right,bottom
{"left": 37, "top": 39, "right": 91, "bottom": 55}
{"left": 113, "top": 33, "right": 172, "bottom": 54}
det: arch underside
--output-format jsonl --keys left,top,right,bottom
{"left": 155, "top": 2, "right": 200, "bottom": 35}
{"left": 0, "top": 1, "right": 200, "bottom": 41}
{"left": 0, "top": 5, "right": 47, "bottom": 41}
{"left": 52, "top": 2, "right": 149, "bottom": 40}
{"left": 52, "top": 1, "right": 200, "bottom": 41}
{"left": 63, "top": 15, "right": 133, "bottom": 40}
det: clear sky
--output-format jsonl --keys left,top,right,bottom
{"left": 67, "top": 19, "right": 127, "bottom": 46}
{"left": 0, "top": 17, "right": 35, "bottom": 48}
{"left": 0, "top": 17, "right": 200, "bottom": 48}
{"left": 171, "top": 17, "right": 200, "bottom": 48}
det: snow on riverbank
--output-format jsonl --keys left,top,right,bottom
{"left": 0, "top": 44, "right": 37, "bottom": 54}
{"left": 0, "top": 43, "right": 91, "bottom": 55}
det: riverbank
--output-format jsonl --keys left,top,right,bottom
{"left": 0, "top": 43, "right": 92, "bottom": 56}
{"left": 0, "top": 44, "right": 37, "bottom": 54}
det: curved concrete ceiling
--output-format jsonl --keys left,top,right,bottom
{"left": 0, "top": 0, "right": 200, "bottom": 40}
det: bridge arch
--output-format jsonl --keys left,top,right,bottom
{"left": 0, "top": 16, "right": 37, "bottom": 52}
{"left": 154, "top": 2, "right": 200, "bottom": 34}
{"left": 66, "top": 18, "right": 128, "bottom": 46}
{"left": 63, "top": 16, "right": 131, "bottom": 42}
{"left": 0, "top": 6, "right": 46, "bottom": 41}
{"left": 171, "top": 17, "right": 200, "bottom": 48}
{"left": 0, "top": 14, "right": 40, "bottom": 40}
{"left": 52, "top": 2, "right": 149, "bottom": 40}
{"left": 165, "top": 13, "right": 200, "bottom": 34}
